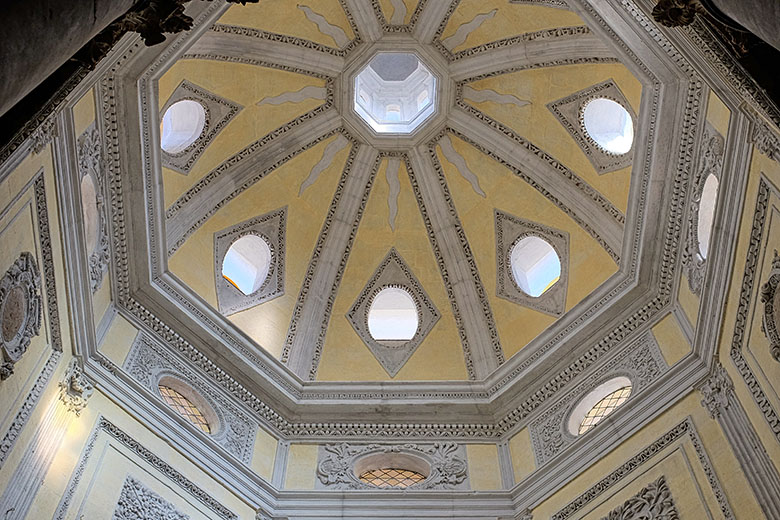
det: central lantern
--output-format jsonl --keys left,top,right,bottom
{"left": 353, "top": 52, "right": 438, "bottom": 134}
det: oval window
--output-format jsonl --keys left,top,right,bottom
{"left": 80, "top": 175, "right": 99, "bottom": 255}
{"left": 367, "top": 287, "right": 419, "bottom": 341}
{"left": 222, "top": 235, "right": 273, "bottom": 296}
{"left": 354, "top": 453, "right": 430, "bottom": 489}
{"left": 582, "top": 98, "right": 634, "bottom": 155}
{"left": 510, "top": 236, "right": 561, "bottom": 297}
{"left": 160, "top": 99, "right": 206, "bottom": 154}
{"left": 567, "top": 376, "right": 632, "bottom": 435}
{"left": 697, "top": 174, "right": 719, "bottom": 260}
{"left": 158, "top": 379, "right": 217, "bottom": 434}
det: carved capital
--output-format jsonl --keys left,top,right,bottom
{"left": 750, "top": 117, "right": 780, "bottom": 163}
{"left": 58, "top": 359, "right": 94, "bottom": 416}
{"left": 761, "top": 250, "right": 780, "bottom": 361}
{"left": 699, "top": 364, "right": 733, "bottom": 419}
{"left": 652, "top": 0, "right": 704, "bottom": 27}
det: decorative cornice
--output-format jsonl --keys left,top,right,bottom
{"left": 748, "top": 111, "right": 780, "bottom": 163}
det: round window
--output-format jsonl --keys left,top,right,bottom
{"left": 567, "top": 376, "right": 633, "bottom": 436}
{"left": 222, "top": 235, "right": 273, "bottom": 296}
{"left": 697, "top": 174, "right": 719, "bottom": 260}
{"left": 509, "top": 236, "right": 561, "bottom": 297}
{"left": 160, "top": 99, "right": 206, "bottom": 154}
{"left": 367, "top": 287, "right": 419, "bottom": 342}
{"left": 582, "top": 98, "right": 634, "bottom": 155}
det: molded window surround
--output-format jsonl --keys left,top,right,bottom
{"left": 214, "top": 207, "right": 286, "bottom": 315}
{"left": 548, "top": 79, "right": 637, "bottom": 174}
{"left": 684, "top": 123, "right": 724, "bottom": 295}
{"left": 347, "top": 249, "right": 439, "bottom": 377}
{"left": 495, "top": 210, "right": 569, "bottom": 316}
{"left": 160, "top": 80, "right": 242, "bottom": 175}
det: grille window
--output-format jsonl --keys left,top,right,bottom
{"left": 359, "top": 468, "right": 426, "bottom": 488}
{"left": 159, "top": 384, "right": 212, "bottom": 434}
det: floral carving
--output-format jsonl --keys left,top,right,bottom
{"left": 602, "top": 476, "right": 680, "bottom": 519}
{"left": 761, "top": 251, "right": 780, "bottom": 361}
{"left": 112, "top": 475, "right": 189, "bottom": 520}
{"left": 317, "top": 443, "right": 468, "bottom": 490}
{"left": 58, "top": 359, "right": 95, "bottom": 416}
{"left": 0, "top": 252, "right": 42, "bottom": 380}
{"left": 652, "top": 0, "right": 704, "bottom": 27}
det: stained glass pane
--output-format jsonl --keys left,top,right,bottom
{"left": 159, "top": 385, "right": 211, "bottom": 434}
{"left": 359, "top": 468, "right": 426, "bottom": 488}
{"left": 578, "top": 385, "right": 632, "bottom": 434}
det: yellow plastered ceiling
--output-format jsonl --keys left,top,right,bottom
{"left": 162, "top": 0, "right": 639, "bottom": 381}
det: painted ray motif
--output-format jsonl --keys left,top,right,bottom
{"left": 441, "top": 9, "right": 498, "bottom": 50}
{"left": 257, "top": 85, "right": 328, "bottom": 106}
{"left": 298, "top": 4, "right": 351, "bottom": 48}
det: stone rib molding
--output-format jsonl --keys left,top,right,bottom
{"left": 699, "top": 364, "right": 780, "bottom": 519}
{"left": 408, "top": 145, "right": 503, "bottom": 379}
{"left": 412, "top": 0, "right": 457, "bottom": 44}
{"left": 165, "top": 110, "right": 342, "bottom": 253}
{"left": 342, "top": 0, "right": 383, "bottom": 42}
{"left": 450, "top": 33, "right": 614, "bottom": 80}
{"left": 283, "top": 145, "right": 380, "bottom": 379}
{"left": 189, "top": 26, "right": 344, "bottom": 77}
{"left": 447, "top": 110, "right": 623, "bottom": 260}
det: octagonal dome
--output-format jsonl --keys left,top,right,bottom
{"left": 353, "top": 52, "right": 437, "bottom": 134}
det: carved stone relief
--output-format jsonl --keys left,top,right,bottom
{"left": 77, "top": 123, "right": 111, "bottom": 293}
{"left": 683, "top": 123, "right": 724, "bottom": 295}
{"left": 529, "top": 332, "right": 667, "bottom": 465}
{"left": 0, "top": 252, "right": 42, "bottom": 380}
{"left": 547, "top": 80, "right": 636, "bottom": 174}
{"left": 652, "top": 0, "right": 704, "bottom": 27}
{"left": 112, "top": 475, "right": 189, "bottom": 520}
{"left": 761, "top": 251, "right": 780, "bottom": 361}
{"left": 346, "top": 248, "right": 440, "bottom": 377}
{"left": 495, "top": 209, "right": 569, "bottom": 317}
{"left": 58, "top": 358, "right": 94, "bottom": 416}
{"left": 213, "top": 206, "right": 286, "bottom": 315}
{"left": 160, "top": 80, "right": 242, "bottom": 175}
{"left": 316, "top": 442, "right": 468, "bottom": 490}
{"left": 601, "top": 475, "right": 680, "bottom": 519}
{"left": 124, "top": 333, "right": 257, "bottom": 463}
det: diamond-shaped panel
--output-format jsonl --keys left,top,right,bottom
{"left": 347, "top": 249, "right": 439, "bottom": 376}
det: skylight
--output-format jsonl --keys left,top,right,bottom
{"left": 353, "top": 52, "right": 437, "bottom": 134}
{"left": 582, "top": 98, "right": 634, "bottom": 155}
{"left": 510, "top": 236, "right": 561, "bottom": 297}
{"left": 160, "top": 99, "right": 206, "bottom": 154}
{"left": 367, "top": 287, "right": 419, "bottom": 341}
{"left": 222, "top": 234, "right": 272, "bottom": 296}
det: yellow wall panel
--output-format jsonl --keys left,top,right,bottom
{"left": 651, "top": 313, "right": 691, "bottom": 366}
{"left": 285, "top": 444, "right": 319, "bottom": 489}
{"left": 466, "top": 444, "right": 502, "bottom": 490}
{"left": 508, "top": 427, "right": 535, "bottom": 483}
{"left": 251, "top": 427, "right": 278, "bottom": 482}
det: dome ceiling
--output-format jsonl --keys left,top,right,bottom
{"left": 155, "top": 0, "right": 642, "bottom": 383}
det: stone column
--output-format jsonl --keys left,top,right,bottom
{"left": 705, "top": 0, "right": 780, "bottom": 51}
{"left": 699, "top": 363, "right": 780, "bottom": 518}
{"left": 0, "top": 0, "right": 137, "bottom": 117}
{"left": 652, "top": 0, "right": 780, "bottom": 51}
